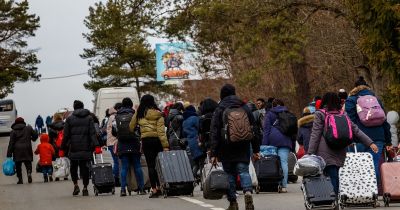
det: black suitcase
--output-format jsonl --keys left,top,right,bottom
{"left": 301, "top": 175, "right": 337, "bottom": 210}
{"left": 288, "top": 152, "right": 299, "bottom": 183}
{"left": 156, "top": 150, "right": 195, "bottom": 197}
{"left": 91, "top": 154, "right": 115, "bottom": 196}
{"left": 254, "top": 155, "right": 283, "bottom": 192}
{"left": 203, "top": 166, "right": 229, "bottom": 200}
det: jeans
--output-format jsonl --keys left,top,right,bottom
{"left": 41, "top": 165, "right": 53, "bottom": 176}
{"left": 15, "top": 161, "right": 32, "bottom": 179}
{"left": 108, "top": 145, "right": 120, "bottom": 178}
{"left": 70, "top": 160, "right": 90, "bottom": 187}
{"left": 352, "top": 141, "right": 385, "bottom": 186}
{"left": 142, "top": 137, "right": 163, "bottom": 189}
{"left": 324, "top": 165, "right": 340, "bottom": 195}
{"left": 120, "top": 154, "right": 144, "bottom": 191}
{"left": 222, "top": 162, "right": 252, "bottom": 202}
{"left": 277, "top": 147, "right": 290, "bottom": 188}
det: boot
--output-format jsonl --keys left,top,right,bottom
{"left": 82, "top": 187, "right": 89, "bottom": 196}
{"left": 44, "top": 175, "right": 49, "bottom": 183}
{"left": 226, "top": 201, "right": 239, "bottom": 210}
{"left": 49, "top": 176, "right": 53, "bottom": 182}
{"left": 120, "top": 188, "right": 127, "bottom": 197}
{"left": 17, "top": 177, "right": 23, "bottom": 184}
{"left": 73, "top": 185, "right": 80, "bottom": 196}
{"left": 244, "top": 191, "right": 254, "bottom": 210}
{"left": 27, "top": 173, "right": 32, "bottom": 183}
{"left": 114, "top": 177, "right": 121, "bottom": 187}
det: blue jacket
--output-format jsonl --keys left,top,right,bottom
{"left": 183, "top": 115, "right": 204, "bottom": 160}
{"left": 296, "top": 114, "right": 314, "bottom": 152}
{"left": 345, "top": 85, "right": 391, "bottom": 144}
{"left": 262, "top": 106, "right": 293, "bottom": 149}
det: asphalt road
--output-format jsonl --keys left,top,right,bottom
{"left": 0, "top": 135, "right": 395, "bottom": 210}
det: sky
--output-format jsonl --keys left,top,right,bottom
{"left": 7, "top": 0, "right": 167, "bottom": 125}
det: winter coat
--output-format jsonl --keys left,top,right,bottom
{"left": 35, "top": 136, "right": 55, "bottom": 166}
{"left": 129, "top": 109, "right": 169, "bottom": 149}
{"left": 7, "top": 122, "right": 38, "bottom": 162}
{"left": 210, "top": 95, "right": 260, "bottom": 163}
{"left": 115, "top": 107, "right": 141, "bottom": 155}
{"left": 345, "top": 85, "right": 391, "bottom": 144}
{"left": 48, "top": 121, "right": 64, "bottom": 146}
{"left": 106, "top": 108, "right": 118, "bottom": 147}
{"left": 35, "top": 115, "right": 44, "bottom": 128}
{"left": 182, "top": 111, "right": 204, "bottom": 160}
{"left": 387, "top": 111, "right": 399, "bottom": 147}
{"left": 262, "top": 106, "right": 294, "bottom": 149}
{"left": 308, "top": 110, "right": 373, "bottom": 167}
{"left": 199, "top": 112, "right": 213, "bottom": 150}
{"left": 297, "top": 114, "right": 314, "bottom": 152}
{"left": 166, "top": 109, "right": 184, "bottom": 142}
{"left": 61, "top": 109, "right": 99, "bottom": 161}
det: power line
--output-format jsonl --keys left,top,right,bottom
{"left": 40, "top": 72, "right": 88, "bottom": 80}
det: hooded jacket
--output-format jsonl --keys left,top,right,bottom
{"left": 48, "top": 121, "right": 64, "bottom": 145}
{"left": 106, "top": 107, "right": 118, "bottom": 147}
{"left": 182, "top": 107, "right": 204, "bottom": 160}
{"left": 210, "top": 95, "right": 260, "bottom": 163}
{"left": 262, "top": 106, "right": 294, "bottom": 149}
{"left": 308, "top": 110, "right": 373, "bottom": 167}
{"left": 345, "top": 85, "right": 391, "bottom": 144}
{"left": 297, "top": 114, "right": 314, "bottom": 152}
{"left": 61, "top": 109, "right": 98, "bottom": 160}
{"left": 35, "top": 135, "right": 55, "bottom": 166}
{"left": 7, "top": 122, "right": 38, "bottom": 162}
{"left": 129, "top": 109, "right": 169, "bottom": 148}
{"left": 387, "top": 111, "right": 399, "bottom": 147}
{"left": 166, "top": 108, "right": 184, "bottom": 142}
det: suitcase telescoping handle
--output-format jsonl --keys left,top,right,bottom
{"left": 93, "top": 153, "right": 104, "bottom": 164}
{"left": 352, "top": 143, "right": 358, "bottom": 153}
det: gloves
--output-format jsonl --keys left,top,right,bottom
{"left": 94, "top": 146, "right": 102, "bottom": 154}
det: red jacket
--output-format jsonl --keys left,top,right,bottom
{"left": 35, "top": 134, "right": 55, "bottom": 166}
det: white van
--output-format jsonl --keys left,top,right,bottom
{"left": 0, "top": 99, "right": 17, "bottom": 133}
{"left": 94, "top": 87, "right": 139, "bottom": 121}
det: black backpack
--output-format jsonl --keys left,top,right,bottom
{"left": 115, "top": 112, "right": 135, "bottom": 141}
{"left": 273, "top": 111, "right": 298, "bottom": 136}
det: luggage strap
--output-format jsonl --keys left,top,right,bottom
{"left": 93, "top": 153, "right": 104, "bottom": 164}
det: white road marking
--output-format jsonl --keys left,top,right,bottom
{"left": 180, "top": 197, "right": 223, "bottom": 210}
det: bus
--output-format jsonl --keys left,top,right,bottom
{"left": 0, "top": 99, "right": 17, "bottom": 133}
{"left": 93, "top": 87, "right": 139, "bottom": 122}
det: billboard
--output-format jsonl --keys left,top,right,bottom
{"left": 156, "top": 43, "right": 198, "bottom": 82}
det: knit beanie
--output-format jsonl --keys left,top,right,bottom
{"left": 15, "top": 117, "right": 25, "bottom": 124}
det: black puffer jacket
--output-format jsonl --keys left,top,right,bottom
{"left": 116, "top": 107, "right": 141, "bottom": 156}
{"left": 61, "top": 109, "right": 98, "bottom": 160}
{"left": 210, "top": 95, "right": 260, "bottom": 163}
{"left": 7, "top": 122, "right": 38, "bottom": 162}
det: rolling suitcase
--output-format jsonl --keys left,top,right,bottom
{"left": 301, "top": 175, "right": 337, "bottom": 210}
{"left": 126, "top": 155, "right": 151, "bottom": 195}
{"left": 288, "top": 152, "right": 299, "bottom": 183}
{"left": 156, "top": 150, "right": 195, "bottom": 197}
{"left": 91, "top": 154, "right": 115, "bottom": 196}
{"left": 381, "top": 149, "right": 400, "bottom": 207}
{"left": 339, "top": 145, "right": 378, "bottom": 208}
{"left": 253, "top": 155, "right": 283, "bottom": 192}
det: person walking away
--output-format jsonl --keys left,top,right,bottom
{"left": 129, "top": 94, "right": 169, "bottom": 198}
{"left": 308, "top": 92, "right": 378, "bottom": 195}
{"left": 99, "top": 109, "right": 110, "bottom": 146}
{"left": 7, "top": 117, "right": 38, "bottom": 184}
{"left": 115, "top": 98, "right": 145, "bottom": 196}
{"left": 338, "top": 89, "right": 347, "bottom": 109}
{"left": 345, "top": 76, "right": 392, "bottom": 191}
{"left": 166, "top": 102, "right": 185, "bottom": 150}
{"left": 262, "top": 98, "right": 297, "bottom": 193}
{"left": 48, "top": 113, "right": 66, "bottom": 181}
{"left": 34, "top": 134, "right": 55, "bottom": 182}
{"left": 387, "top": 111, "right": 399, "bottom": 148}
{"left": 297, "top": 107, "right": 314, "bottom": 155}
{"left": 198, "top": 98, "right": 219, "bottom": 152}
{"left": 61, "top": 100, "right": 99, "bottom": 196}
{"left": 107, "top": 103, "right": 122, "bottom": 187}
{"left": 210, "top": 84, "right": 260, "bottom": 210}
{"left": 45, "top": 116, "right": 52, "bottom": 131}
{"left": 182, "top": 105, "right": 205, "bottom": 180}
{"left": 35, "top": 115, "right": 44, "bottom": 134}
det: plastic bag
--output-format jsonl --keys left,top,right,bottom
{"left": 294, "top": 155, "right": 326, "bottom": 177}
{"left": 3, "top": 158, "right": 16, "bottom": 176}
{"left": 260, "top": 145, "right": 278, "bottom": 157}
{"left": 249, "top": 161, "right": 258, "bottom": 187}
{"left": 53, "top": 157, "right": 70, "bottom": 178}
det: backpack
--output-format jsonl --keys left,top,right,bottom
{"left": 273, "top": 111, "right": 298, "bottom": 136}
{"left": 115, "top": 112, "right": 135, "bottom": 141}
{"left": 321, "top": 110, "right": 353, "bottom": 150}
{"left": 356, "top": 95, "right": 386, "bottom": 127}
{"left": 55, "top": 130, "right": 63, "bottom": 148}
{"left": 222, "top": 106, "right": 254, "bottom": 143}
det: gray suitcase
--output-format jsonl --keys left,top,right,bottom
{"left": 156, "top": 150, "right": 195, "bottom": 197}
{"left": 126, "top": 155, "right": 151, "bottom": 195}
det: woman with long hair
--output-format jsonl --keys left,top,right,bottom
{"left": 129, "top": 94, "right": 169, "bottom": 198}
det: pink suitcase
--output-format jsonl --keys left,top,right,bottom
{"left": 381, "top": 161, "right": 400, "bottom": 207}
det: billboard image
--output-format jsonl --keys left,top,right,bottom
{"left": 156, "top": 43, "right": 198, "bottom": 82}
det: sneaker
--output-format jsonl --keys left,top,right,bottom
{"left": 27, "top": 174, "right": 32, "bottom": 183}
{"left": 73, "top": 185, "right": 80, "bottom": 196}
{"left": 279, "top": 187, "right": 287, "bottom": 193}
{"left": 49, "top": 176, "right": 53, "bottom": 182}
{"left": 82, "top": 188, "right": 89, "bottom": 196}
{"left": 244, "top": 192, "right": 254, "bottom": 210}
{"left": 226, "top": 201, "right": 239, "bottom": 210}
{"left": 120, "top": 189, "right": 127, "bottom": 197}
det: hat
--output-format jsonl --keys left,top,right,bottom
{"left": 183, "top": 101, "right": 191, "bottom": 109}
{"left": 220, "top": 84, "right": 236, "bottom": 100}
{"left": 73, "top": 100, "right": 84, "bottom": 110}
{"left": 40, "top": 133, "right": 49, "bottom": 143}
{"left": 15, "top": 117, "right": 25, "bottom": 124}
{"left": 339, "top": 89, "right": 346, "bottom": 93}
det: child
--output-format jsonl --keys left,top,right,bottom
{"left": 35, "top": 134, "right": 55, "bottom": 182}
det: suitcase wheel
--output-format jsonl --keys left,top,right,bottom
{"left": 255, "top": 186, "right": 260, "bottom": 194}
{"left": 112, "top": 187, "right": 115, "bottom": 195}
{"left": 383, "top": 193, "right": 390, "bottom": 207}
{"left": 277, "top": 185, "right": 282, "bottom": 193}
{"left": 94, "top": 188, "right": 99, "bottom": 196}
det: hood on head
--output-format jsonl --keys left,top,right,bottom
{"left": 145, "top": 109, "right": 163, "bottom": 121}
{"left": 219, "top": 95, "right": 244, "bottom": 109}
{"left": 168, "top": 109, "right": 181, "bottom": 118}
{"left": 40, "top": 134, "right": 49, "bottom": 143}
{"left": 72, "top": 109, "right": 91, "bottom": 118}
{"left": 349, "top": 85, "right": 371, "bottom": 96}
{"left": 298, "top": 114, "right": 314, "bottom": 127}
{"left": 11, "top": 122, "right": 26, "bottom": 130}
{"left": 387, "top": 111, "right": 399, "bottom": 124}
